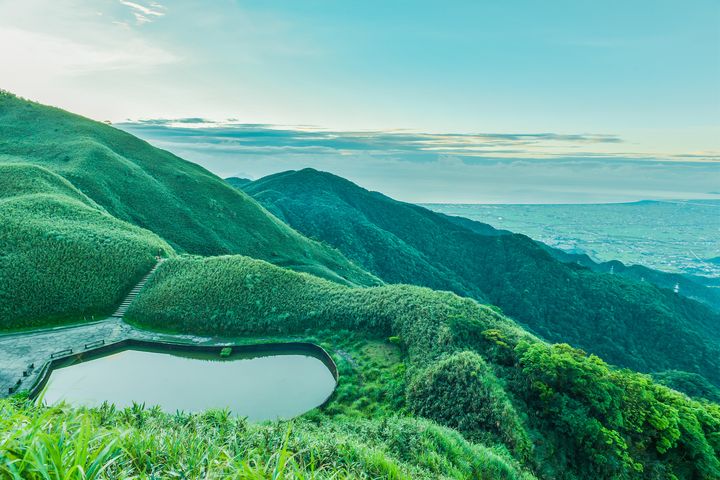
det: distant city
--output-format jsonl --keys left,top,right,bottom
{"left": 426, "top": 200, "right": 720, "bottom": 281}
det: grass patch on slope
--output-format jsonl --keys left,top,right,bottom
{"left": 0, "top": 164, "right": 172, "bottom": 329}
{"left": 128, "top": 255, "right": 720, "bottom": 479}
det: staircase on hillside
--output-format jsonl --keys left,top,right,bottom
{"left": 111, "top": 259, "right": 165, "bottom": 318}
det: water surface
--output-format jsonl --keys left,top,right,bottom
{"left": 41, "top": 347, "right": 336, "bottom": 421}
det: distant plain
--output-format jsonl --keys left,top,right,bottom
{"left": 426, "top": 200, "right": 720, "bottom": 280}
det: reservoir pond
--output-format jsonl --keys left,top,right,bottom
{"left": 40, "top": 346, "right": 337, "bottom": 421}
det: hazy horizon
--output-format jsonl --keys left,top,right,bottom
{"left": 118, "top": 119, "right": 720, "bottom": 204}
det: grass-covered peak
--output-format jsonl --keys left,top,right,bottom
{"left": 0, "top": 93, "right": 378, "bottom": 287}
{"left": 0, "top": 163, "right": 172, "bottom": 328}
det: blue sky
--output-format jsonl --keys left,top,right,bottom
{"left": 1, "top": 0, "right": 718, "bottom": 202}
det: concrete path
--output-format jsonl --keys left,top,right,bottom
{"left": 0, "top": 258, "right": 217, "bottom": 398}
{"left": 0, "top": 318, "right": 227, "bottom": 398}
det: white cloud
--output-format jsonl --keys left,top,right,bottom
{"left": 0, "top": 26, "right": 178, "bottom": 76}
{"left": 118, "top": 0, "right": 165, "bottom": 24}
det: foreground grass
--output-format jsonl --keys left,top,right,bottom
{"left": 0, "top": 397, "right": 535, "bottom": 480}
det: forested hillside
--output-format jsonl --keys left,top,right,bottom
{"left": 443, "top": 211, "right": 720, "bottom": 311}
{"left": 0, "top": 163, "right": 172, "bottom": 329}
{"left": 0, "top": 92, "right": 377, "bottom": 287}
{"left": 128, "top": 255, "right": 720, "bottom": 479}
{"left": 242, "top": 169, "right": 720, "bottom": 385}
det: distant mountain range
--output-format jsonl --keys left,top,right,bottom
{"left": 236, "top": 169, "right": 720, "bottom": 385}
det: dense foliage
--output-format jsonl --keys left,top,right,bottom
{"left": 407, "top": 351, "right": 531, "bottom": 457}
{"left": 242, "top": 168, "right": 720, "bottom": 386}
{"left": 128, "top": 255, "right": 720, "bottom": 479}
{"left": 653, "top": 370, "right": 720, "bottom": 403}
{"left": 0, "top": 92, "right": 377, "bottom": 287}
{"left": 0, "top": 164, "right": 172, "bottom": 329}
{"left": 0, "top": 398, "right": 535, "bottom": 479}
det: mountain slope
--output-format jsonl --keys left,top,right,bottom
{"left": 225, "top": 176, "right": 253, "bottom": 189}
{"left": 241, "top": 168, "right": 720, "bottom": 385}
{"left": 0, "top": 92, "right": 377, "bottom": 287}
{"left": 435, "top": 207, "right": 720, "bottom": 311}
{"left": 538, "top": 243, "right": 720, "bottom": 310}
{"left": 0, "top": 163, "right": 172, "bottom": 329}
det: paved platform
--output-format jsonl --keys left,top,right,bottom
{"left": 0, "top": 318, "right": 219, "bottom": 398}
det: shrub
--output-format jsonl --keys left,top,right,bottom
{"left": 407, "top": 351, "right": 532, "bottom": 457}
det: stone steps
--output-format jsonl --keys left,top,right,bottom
{"left": 111, "top": 259, "right": 165, "bottom": 318}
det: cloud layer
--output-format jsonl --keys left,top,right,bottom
{"left": 118, "top": 120, "right": 720, "bottom": 204}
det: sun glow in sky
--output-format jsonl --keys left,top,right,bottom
{"left": 1, "top": 0, "right": 718, "bottom": 202}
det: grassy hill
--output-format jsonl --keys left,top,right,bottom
{"left": 0, "top": 163, "right": 172, "bottom": 329}
{"left": 0, "top": 92, "right": 377, "bottom": 287}
{"left": 241, "top": 168, "right": 720, "bottom": 385}
{"left": 127, "top": 255, "right": 720, "bottom": 479}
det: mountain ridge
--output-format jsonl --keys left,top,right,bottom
{"left": 0, "top": 92, "right": 378, "bottom": 288}
{"left": 240, "top": 168, "right": 720, "bottom": 385}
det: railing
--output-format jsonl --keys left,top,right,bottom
{"left": 50, "top": 348, "right": 73, "bottom": 358}
{"left": 84, "top": 339, "right": 105, "bottom": 350}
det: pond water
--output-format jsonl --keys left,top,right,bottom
{"left": 39, "top": 346, "right": 337, "bottom": 421}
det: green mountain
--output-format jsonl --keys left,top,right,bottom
{"left": 415, "top": 207, "right": 720, "bottom": 310}
{"left": 0, "top": 163, "right": 172, "bottom": 329}
{"left": 127, "top": 254, "right": 720, "bottom": 479}
{"left": 0, "top": 92, "right": 377, "bottom": 288}
{"left": 225, "top": 176, "right": 253, "bottom": 189}
{"left": 653, "top": 370, "right": 720, "bottom": 403}
{"left": 241, "top": 168, "right": 720, "bottom": 385}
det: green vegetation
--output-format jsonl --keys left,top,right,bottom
{"left": 0, "top": 92, "right": 377, "bottom": 287}
{"left": 653, "top": 370, "right": 720, "bottom": 403}
{"left": 241, "top": 168, "right": 720, "bottom": 386}
{"left": 0, "top": 397, "right": 535, "bottom": 479}
{"left": 128, "top": 255, "right": 720, "bottom": 479}
{"left": 0, "top": 164, "right": 172, "bottom": 329}
{"left": 407, "top": 351, "right": 531, "bottom": 456}
{"left": 225, "top": 176, "right": 253, "bottom": 189}
{"left": 442, "top": 211, "right": 720, "bottom": 311}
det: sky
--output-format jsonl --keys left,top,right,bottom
{"left": 1, "top": 0, "right": 719, "bottom": 203}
